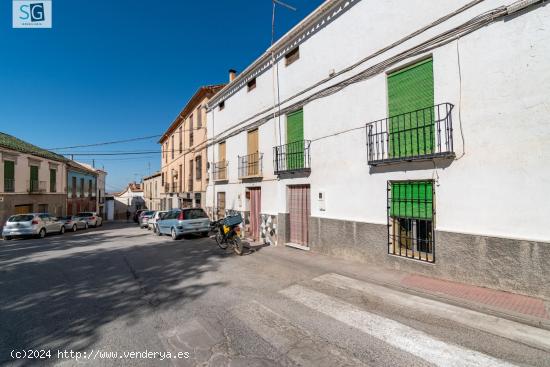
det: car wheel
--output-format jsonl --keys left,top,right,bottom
{"left": 72, "top": 224, "right": 77, "bottom": 232}
{"left": 59, "top": 226, "right": 65, "bottom": 235}
{"left": 99, "top": 220, "right": 103, "bottom": 227}
{"left": 171, "top": 228, "right": 179, "bottom": 240}
{"left": 201, "top": 231, "right": 209, "bottom": 237}
{"left": 38, "top": 228, "right": 46, "bottom": 239}
{"left": 3, "top": 236, "right": 12, "bottom": 241}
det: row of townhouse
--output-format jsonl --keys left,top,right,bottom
{"left": 199, "top": 0, "right": 550, "bottom": 299}
{"left": 156, "top": 85, "right": 225, "bottom": 211}
{"left": 0, "top": 132, "right": 107, "bottom": 225}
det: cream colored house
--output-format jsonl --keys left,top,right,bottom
{"left": 143, "top": 171, "right": 161, "bottom": 211}
{"left": 0, "top": 132, "right": 67, "bottom": 225}
{"left": 159, "top": 84, "right": 224, "bottom": 210}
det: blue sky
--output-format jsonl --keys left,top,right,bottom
{"left": 0, "top": 0, "right": 323, "bottom": 192}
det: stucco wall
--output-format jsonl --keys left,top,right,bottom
{"left": 207, "top": 0, "right": 550, "bottom": 243}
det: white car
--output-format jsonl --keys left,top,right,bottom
{"left": 76, "top": 212, "right": 103, "bottom": 228}
{"left": 148, "top": 211, "right": 168, "bottom": 233}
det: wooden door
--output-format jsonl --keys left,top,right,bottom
{"left": 249, "top": 188, "right": 261, "bottom": 241}
{"left": 15, "top": 205, "right": 32, "bottom": 214}
{"left": 216, "top": 192, "right": 225, "bottom": 220}
{"left": 288, "top": 185, "right": 310, "bottom": 246}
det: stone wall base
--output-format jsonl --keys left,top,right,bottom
{"left": 308, "top": 216, "right": 550, "bottom": 300}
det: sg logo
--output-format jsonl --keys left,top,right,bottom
{"left": 12, "top": 0, "right": 52, "bottom": 28}
{"left": 19, "top": 3, "right": 45, "bottom": 22}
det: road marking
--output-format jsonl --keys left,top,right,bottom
{"left": 314, "top": 273, "right": 550, "bottom": 353}
{"left": 233, "top": 301, "right": 367, "bottom": 366}
{"left": 280, "top": 285, "right": 518, "bottom": 367}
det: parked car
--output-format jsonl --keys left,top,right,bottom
{"left": 76, "top": 212, "right": 103, "bottom": 227}
{"left": 139, "top": 210, "right": 156, "bottom": 229}
{"left": 2, "top": 213, "right": 65, "bottom": 240}
{"left": 148, "top": 211, "right": 168, "bottom": 233}
{"left": 58, "top": 215, "right": 88, "bottom": 232}
{"left": 133, "top": 209, "right": 145, "bottom": 223}
{"left": 157, "top": 208, "right": 211, "bottom": 240}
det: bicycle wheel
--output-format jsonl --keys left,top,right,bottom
{"left": 232, "top": 236, "right": 244, "bottom": 256}
{"left": 216, "top": 232, "right": 228, "bottom": 250}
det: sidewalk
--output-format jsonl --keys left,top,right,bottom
{"left": 265, "top": 242, "right": 550, "bottom": 330}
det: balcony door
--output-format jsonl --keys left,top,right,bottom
{"left": 286, "top": 109, "right": 304, "bottom": 170}
{"left": 387, "top": 58, "right": 434, "bottom": 158}
{"left": 247, "top": 129, "right": 259, "bottom": 176}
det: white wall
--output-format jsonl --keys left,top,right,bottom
{"left": 207, "top": 0, "right": 550, "bottom": 242}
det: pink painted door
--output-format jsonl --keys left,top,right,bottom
{"left": 288, "top": 185, "right": 310, "bottom": 246}
{"left": 249, "top": 188, "right": 261, "bottom": 241}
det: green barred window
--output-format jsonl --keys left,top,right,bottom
{"left": 390, "top": 181, "right": 433, "bottom": 220}
{"left": 388, "top": 180, "right": 435, "bottom": 263}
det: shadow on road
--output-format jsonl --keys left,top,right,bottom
{"left": 0, "top": 224, "right": 229, "bottom": 365}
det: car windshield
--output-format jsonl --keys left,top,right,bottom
{"left": 77, "top": 213, "right": 93, "bottom": 217}
{"left": 183, "top": 209, "right": 208, "bottom": 220}
{"left": 8, "top": 215, "right": 34, "bottom": 222}
{"left": 144, "top": 211, "right": 155, "bottom": 216}
{"left": 59, "top": 216, "right": 72, "bottom": 220}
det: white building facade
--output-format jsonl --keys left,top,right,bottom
{"left": 205, "top": 0, "right": 550, "bottom": 298}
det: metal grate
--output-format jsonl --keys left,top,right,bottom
{"left": 238, "top": 152, "right": 263, "bottom": 179}
{"left": 387, "top": 180, "right": 435, "bottom": 263}
{"left": 367, "top": 103, "right": 454, "bottom": 165}
{"left": 4, "top": 178, "right": 15, "bottom": 192}
{"left": 273, "top": 140, "right": 311, "bottom": 175}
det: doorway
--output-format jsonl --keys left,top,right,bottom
{"left": 288, "top": 185, "right": 310, "bottom": 247}
{"left": 248, "top": 188, "right": 261, "bottom": 241}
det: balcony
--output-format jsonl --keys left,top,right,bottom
{"left": 27, "top": 180, "right": 47, "bottom": 193}
{"left": 366, "top": 103, "right": 455, "bottom": 166}
{"left": 4, "top": 178, "right": 15, "bottom": 193}
{"left": 273, "top": 140, "right": 311, "bottom": 175}
{"left": 212, "top": 161, "right": 228, "bottom": 181}
{"left": 238, "top": 152, "right": 263, "bottom": 179}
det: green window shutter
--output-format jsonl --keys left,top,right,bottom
{"left": 4, "top": 161, "right": 14, "bottom": 179}
{"left": 387, "top": 58, "right": 434, "bottom": 157}
{"left": 390, "top": 181, "right": 433, "bottom": 220}
{"left": 30, "top": 165, "right": 39, "bottom": 192}
{"left": 50, "top": 169, "right": 56, "bottom": 192}
{"left": 286, "top": 110, "right": 304, "bottom": 170}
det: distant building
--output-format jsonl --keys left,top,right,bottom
{"left": 159, "top": 84, "right": 225, "bottom": 211}
{"left": 77, "top": 162, "right": 107, "bottom": 218}
{"left": 0, "top": 132, "right": 67, "bottom": 225}
{"left": 66, "top": 161, "right": 98, "bottom": 215}
{"left": 114, "top": 182, "right": 144, "bottom": 219}
{"left": 143, "top": 172, "right": 161, "bottom": 211}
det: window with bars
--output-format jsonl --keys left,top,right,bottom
{"left": 387, "top": 180, "right": 435, "bottom": 263}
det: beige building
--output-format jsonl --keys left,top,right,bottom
{"left": 143, "top": 171, "right": 161, "bottom": 210}
{"left": 159, "top": 84, "right": 224, "bottom": 210}
{"left": 0, "top": 132, "right": 67, "bottom": 225}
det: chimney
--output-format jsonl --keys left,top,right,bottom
{"left": 229, "top": 69, "right": 237, "bottom": 82}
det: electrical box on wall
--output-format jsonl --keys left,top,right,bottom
{"left": 318, "top": 191, "right": 326, "bottom": 211}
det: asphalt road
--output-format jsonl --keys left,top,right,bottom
{"left": 1, "top": 222, "right": 549, "bottom": 367}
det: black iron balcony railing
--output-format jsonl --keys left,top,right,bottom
{"left": 238, "top": 152, "right": 263, "bottom": 179}
{"left": 28, "top": 180, "right": 46, "bottom": 193}
{"left": 213, "top": 161, "right": 228, "bottom": 181}
{"left": 366, "top": 103, "right": 455, "bottom": 166}
{"left": 273, "top": 140, "right": 311, "bottom": 175}
{"left": 4, "top": 178, "right": 15, "bottom": 193}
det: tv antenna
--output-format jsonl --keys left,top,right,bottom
{"left": 272, "top": 0, "right": 296, "bottom": 45}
